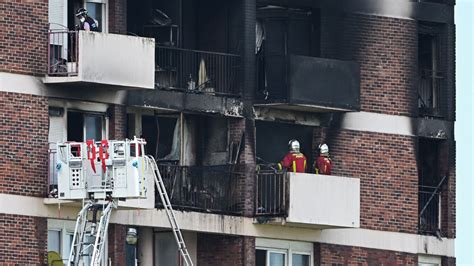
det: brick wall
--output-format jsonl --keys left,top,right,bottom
{"left": 0, "top": 0, "right": 48, "bottom": 76}
{"left": 197, "top": 233, "right": 255, "bottom": 266}
{"left": 321, "top": 13, "right": 418, "bottom": 117}
{"left": 0, "top": 92, "right": 49, "bottom": 197}
{"left": 317, "top": 243, "right": 417, "bottom": 265}
{"left": 108, "top": 224, "right": 127, "bottom": 266}
{"left": 108, "top": 104, "right": 126, "bottom": 140}
{"left": 440, "top": 139, "right": 456, "bottom": 238}
{"left": 229, "top": 118, "right": 256, "bottom": 216}
{"left": 0, "top": 214, "right": 47, "bottom": 265}
{"left": 313, "top": 128, "right": 419, "bottom": 233}
{"left": 108, "top": 0, "right": 127, "bottom": 34}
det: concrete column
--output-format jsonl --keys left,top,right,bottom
{"left": 137, "top": 227, "right": 153, "bottom": 266}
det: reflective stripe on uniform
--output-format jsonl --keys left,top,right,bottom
{"left": 292, "top": 161, "right": 296, "bottom": 172}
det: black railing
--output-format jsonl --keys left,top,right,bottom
{"left": 48, "top": 30, "right": 79, "bottom": 76}
{"left": 155, "top": 46, "right": 242, "bottom": 97}
{"left": 255, "top": 169, "right": 287, "bottom": 216}
{"left": 418, "top": 185, "right": 441, "bottom": 234}
{"left": 418, "top": 69, "right": 445, "bottom": 117}
{"left": 156, "top": 164, "right": 243, "bottom": 214}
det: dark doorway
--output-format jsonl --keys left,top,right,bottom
{"left": 256, "top": 121, "right": 313, "bottom": 167}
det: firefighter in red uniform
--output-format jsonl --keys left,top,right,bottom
{"left": 277, "top": 140, "right": 307, "bottom": 173}
{"left": 314, "top": 143, "right": 332, "bottom": 175}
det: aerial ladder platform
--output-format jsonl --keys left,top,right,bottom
{"left": 55, "top": 138, "right": 192, "bottom": 266}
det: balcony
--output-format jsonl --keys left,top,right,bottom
{"left": 156, "top": 164, "right": 244, "bottom": 215}
{"left": 155, "top": 46, "right": 242, "bottom": 97}
{"left": 256, "top": 55, "right": 360, "bottom": 112}
{"left": 419, "top": 185, "right": 442, "bottom": 235}
{"left": 256, "top": 171, "right": 360, "bottom": 228}
{"left": 44, "top": 30, "right": 155, "bottom": 90}
{"left": 127, "top": 46, "right": 243, "bottom": 116}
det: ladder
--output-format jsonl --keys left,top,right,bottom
{"left": 146, "top": 155, "right": 194, "bottom": 266}
{"left": 68, "top": 200, "right": 116, "bottom": 266}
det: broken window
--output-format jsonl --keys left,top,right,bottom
{"left": 418, "top": 23, "right": 444, "bottom": 117}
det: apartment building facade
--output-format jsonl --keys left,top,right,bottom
{"left": 0, "top": 0, "right": 455, "bottom": 265}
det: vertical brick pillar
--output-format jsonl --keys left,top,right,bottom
{"left": 230, "top": 118, "right": 256, "bottom": 216}
{"left": 108, "top": 104, "right": 127, "bottom": 140}
{"left": 108, "top": 224, "right": 127, "bottom": 266}
{"left": 197, "top": 233, "right": 255, "bottom": 266}
{"left": 313, "top": 243, "right": 321, "bottom": 266}
{"left": 108, "top": 0, "right": 127, "bottom": 34}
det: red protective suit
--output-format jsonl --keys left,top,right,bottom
{"left": 315, "top": 156, "right": 332, "bottom": 175}
{"left": 278, "top": 152, "right": 307, "bottom": 173}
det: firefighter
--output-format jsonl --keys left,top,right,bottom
{"left": 277, "top": 139, "right": 307, "bottom": 173}
{"left": 314, "top": 143, "right": 332, "bottom": 175}
{"left": 75, "top": 8, "right": 100, "bottom": 32}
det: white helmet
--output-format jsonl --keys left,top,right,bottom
{"left": 288, "top": 139, "right": 300, "bottom": 153}
{"left": 319, "top": 143, "right": 329, "bottom": 154}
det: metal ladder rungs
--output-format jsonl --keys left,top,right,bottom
{"left": 147, "top": 156, "right": 193, "bottom": 266}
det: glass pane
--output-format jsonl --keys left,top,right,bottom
{"left": 269, "top": 252, "right": 285, "bottom": 266}
{"left": 292, "top": 254, "right": 310, "bottom": 266}
{"left": 63, "top": 233, "right": 74, "bottom": 260}
{"left": 84, "top": 115, "right": 102, "bottom": 141}
{"left": 86, "top": 3, "right": 103, "bottom": 32}
{"left": 47, "top": 230, "right": 61, "bottom": 253}
{"left": 256, "top": 249, "right": 267, "bottom": 266}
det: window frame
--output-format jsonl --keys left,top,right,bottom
{"left": 84, "top": 0, "right": 108, "bottom": 33}
{"left": 66, "top": 109, "right": 107, "bottom": 142}
{"left": 256, "top": 238, "right": 314, "bottom": 266}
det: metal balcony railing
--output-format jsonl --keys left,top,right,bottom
{"left": 156, "top": 164, "right": 243, "bottom": 214}
{"left": 419, "top": 185, "right": 441, "bottom": 235}
{"left": 155, "top": 46, "right": 242, "bottom": 97}
{"left": 255, "top": 168, "right": 287, "bottom": 216}
{"left": 47, "top": 147, "right": 59, "bottom": 198}
{"left": 47, "top": 30, "right": 79, "bottom": 76}
{"left": 418, "top": 69, "right": 445, "bottom": 117}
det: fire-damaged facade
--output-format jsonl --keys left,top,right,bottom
{"left": 0, "top": 0, "right": 455, "bottom": 265}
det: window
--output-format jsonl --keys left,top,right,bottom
{"left": 292, "top": 254, "right": 310, "bottom": 266}
{"left": 418, "top": 255, "right": 441, "bottom": 266}
{"left": 67, "top": 111, "right": 105, "bottom": 142}
{"left": 63, "top": 232, "right": 74, "bottom": 260}
{"left": 418, "top": 23, "right": 444, "bottom": 117}
{"left": 85, "top": 0, "right": 107, "bottom": 32}
{"left": 256, "top": 239, "right": 313, "bottom": 266}
{"left": 48, "top": 230, "right": 61, "bottom": 254}
{"left": 418, "top": 138, "right": 446, "bottom": 235}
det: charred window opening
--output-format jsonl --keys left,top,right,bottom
{"left": 128, "top": 113, "right": 180, "bottom": 161}
{"left": 418, "top": 138, "right": 448, "bottom": 235}
{"left": 418, "top": 23, "right": 445, "bottom": 117}
{"left": 256, "top": 121, "right": 313, "bottom": 170}
{"left": 67, "top": 111, "right": 105, "bottom": 142}
{"left": 183, "top": 115, "right": 229, "bottom": 166}
{"left": 257, "top": 7, "right": 321, "bottom": 100}
{"left": 127, "top": 0, "right": 242, "bottom": 96}
{"left": 127, "top": 0, "right": 240, "bottom": 52}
